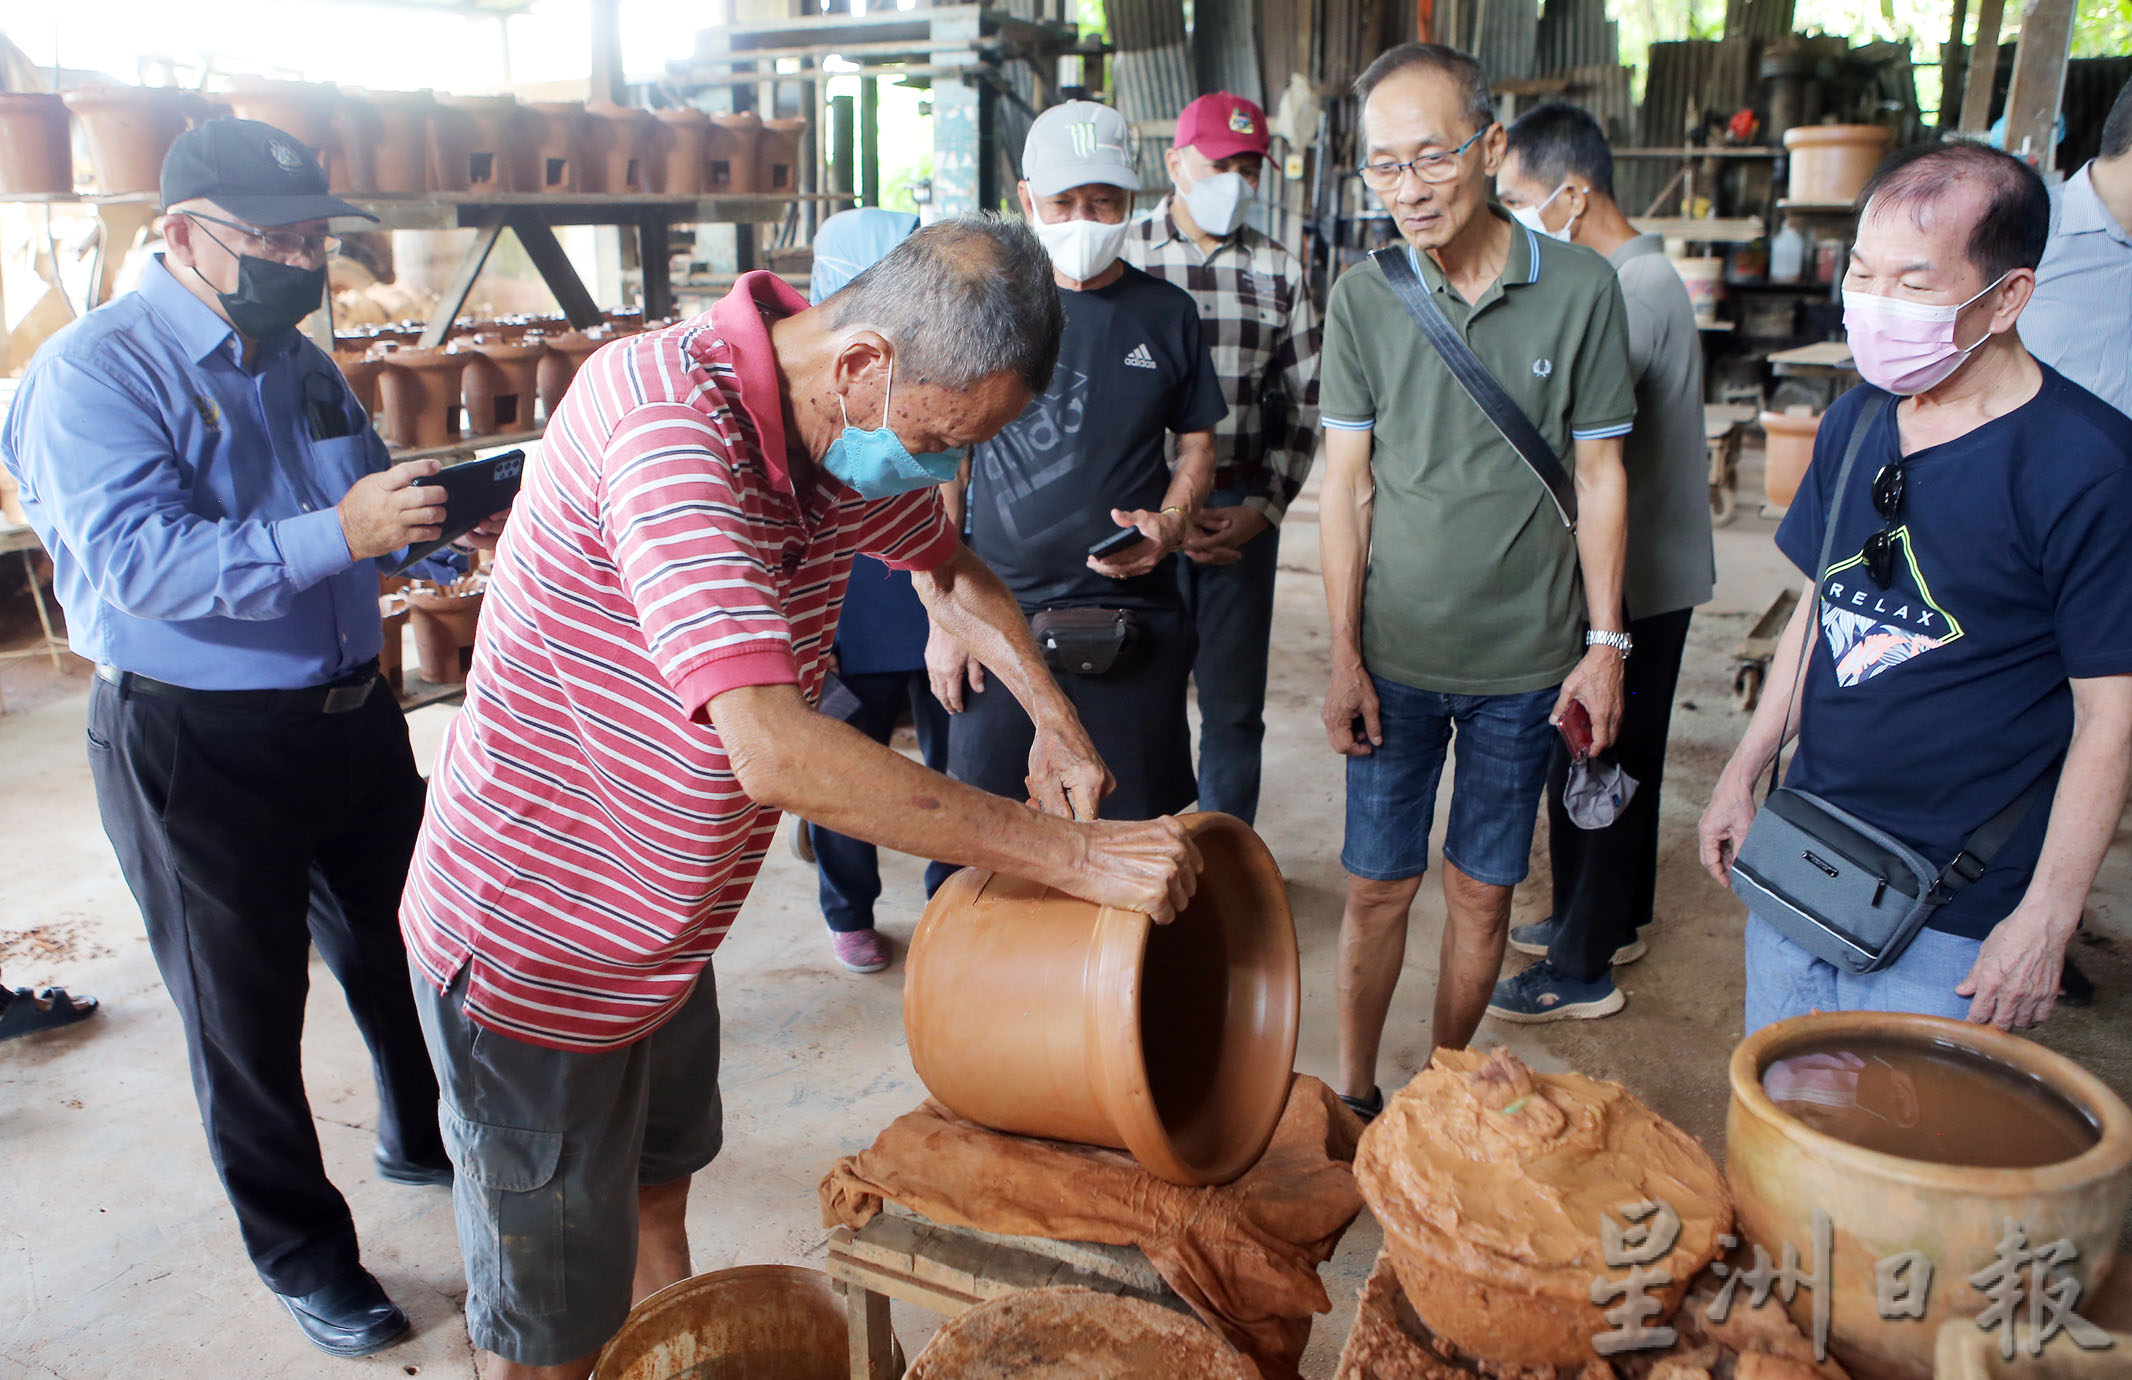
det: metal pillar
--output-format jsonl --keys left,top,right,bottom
{"left": 860, "top": 76, "right": 880, "bottom": 207}
{"left": 930, "top": 7, "right": 985, "bottom": 215}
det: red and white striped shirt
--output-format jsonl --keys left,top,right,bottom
{"left": 401, "top": 273, "right": 955, "bottom": 1050}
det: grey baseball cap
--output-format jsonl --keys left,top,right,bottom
{"left": 1022, "top": 100, "right": 1140, "bottom": 196}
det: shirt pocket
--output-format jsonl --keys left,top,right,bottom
{"left": 299, "top": 434, "right": 377, "bottom": 515}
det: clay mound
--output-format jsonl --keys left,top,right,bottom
{"left": 906, "top": 1287, "right": 1253, "bottom": 1380}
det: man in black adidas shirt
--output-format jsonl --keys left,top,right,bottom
{"left": 930, "top": 101, "right": 1227, "bottom": 819}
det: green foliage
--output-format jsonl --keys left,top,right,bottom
{"left": 2071, "top": 0, "right": 2132, "bottom": 59}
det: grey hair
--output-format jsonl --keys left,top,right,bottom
{"left": 1354, "top": 43, "right": 1495, "bottom": 134}
{"left": 824, "top": 212, "right": 1062, "bottom": 395}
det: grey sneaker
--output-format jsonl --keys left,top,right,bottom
{"left": 1506, "top": 918, "right": 1646, "bottom": 965}
{"left": 1487, "top": 959, "right": 1627, "bottom": 1023}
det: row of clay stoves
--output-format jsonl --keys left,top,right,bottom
{"left": 0, "top": 82, "right": 808, "bottom": 198}
{"left": 381, "top": 569, "right": 486, "bottom": 689}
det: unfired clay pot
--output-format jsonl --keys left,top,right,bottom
{"left": 0, "top": 93, "right": 73, "bottom": 195}
{"left": 590, "top": 1265, "right": 869, "bottom": 1380}
{"left": 705, "top": 112, "right": 761, "bottom": 193}
{"left": 63, "top": 86, "right": 194, "bottom": 194}
{"left": 537, "top": 327, "right": 612, "bottom": 416}
{"left": 426, "top": 100, "right": 478, "bottom": 193}
{"left": 905, "top": 1287, "right": 1251, "bottom": 1380}
{"left": 360, "top": 90, "right": 433, "bottom": 194}
{"left": 1729, "top": 1012, "right": 2132, "bottom": 1380}
{"left": 527, "top": 101, "right": 588, "bottom": 193}
{"left": 650, "top": 107, "right": 709, "bottom": 195}
{"left": 461, "top": 335, "right": 546, "bottom": 435}
{"left": 904, "top": 811, "right": 1299, "bottom": 1187}
{"left": 1784, "top": 123, "right": 1892, "bottom": 205}
{"left": 408, "top": 578, "right": 483, "bottom": 685}
{"left": 437, "top": 95, "right": 527, "bottom": 193}
{"left": 1759, "top": 409, "right": 1821, "bottom": 509}
{"left": 585, "top": 101, "right": 654, "bottom": 194}
{"left": 755, "top": 117, "right": 806, "bottom": 195}
{"left": 374, "top": 343, "right": 467, "bottom": 449}
{"left": 329, "top": 91, "right": 382, "bottom": 194}
{"left": 223, "top": 80, "right": 338, "bottom": 154}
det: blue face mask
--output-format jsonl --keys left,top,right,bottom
{"left": 823, "top": 360, "right": 963, "bottom": 500}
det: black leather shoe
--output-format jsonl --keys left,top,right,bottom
{"left": 374, "top": 1146, "right": 454, "bottom": 1188}
{"left": 274, "top": 1271, "right": 411, "bottom": 1357}
{"left": 1338, "top": 1086, "right": 1385, "bottom": 1124}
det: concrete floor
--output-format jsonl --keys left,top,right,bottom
{"left": 5, "top": 462, "right": 2131, "bottom": 1379}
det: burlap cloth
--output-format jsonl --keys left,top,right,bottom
{"left": 819, "top": 1074, "right": 1367, "bottom": 1379}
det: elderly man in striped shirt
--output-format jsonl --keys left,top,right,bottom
{"left": 400, "top": 214, "right": 1202, "bottom": 1380}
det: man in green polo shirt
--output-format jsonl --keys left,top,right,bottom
{"left": 1318, "top": 42, "right": 1635, "bottom": 1119}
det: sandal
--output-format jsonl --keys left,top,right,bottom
{"left": 0, "top": 985, "right": 100, "bottom": 1041}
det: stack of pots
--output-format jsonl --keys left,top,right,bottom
{"left": 223, "top": 79, "right": 338, "bottom": 158}
{"left": 651, "top": 106, "right": 710, "bottom": 195}
{"left": 585, "top": 101, "right": 654, "bottom": 194}
{"left": 756, "top": 117, "right": 807, "bottom": 195}
{"left": 706, "top": 112, "right": 762, "bottom": 193}
{"left": 436, "top": 95, "right": 529, "bottom": 193}
{"left": 527, "top": 101, "right": 589, "bottom": 193}
{"left": 0, "top": 93, "right": 74, "bottom": 195}
{"left": 358, "top": 90, "right": 435, "bottom": 194}
{"left": 63, "top": 86, "right": 205, "bottom": 195}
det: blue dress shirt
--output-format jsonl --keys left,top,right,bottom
{"left": 2027, "top": 163, "right": 2132, "bottom": 419}
{"left": 1, "top": 255, "right": 459, "bottom": 690}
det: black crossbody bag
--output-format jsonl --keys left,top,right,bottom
{"left": 1371, "top": 245, "right": 1577, "bottom": 529}
{"left": 1727, "top": 394, "right": 2053, "bottom": 974}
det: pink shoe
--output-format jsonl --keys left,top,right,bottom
{"left": 831, "top": 928, "right": 891, "bottom": 974}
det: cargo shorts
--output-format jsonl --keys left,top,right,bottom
{"left": 411, "top": 959, "right": 724, "bottom": 1365}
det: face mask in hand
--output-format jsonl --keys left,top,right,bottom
{"left": 1842, "top": 273, "right": 2008, "bottom": 397}
{"left": 1033, "top": 215, "right": 1130, "bottom": 283}
{"left": 1507, "top": 184, "right": 1576, "bottom": 243}
{"left": 1182, "top": 170, "right": 1252, "bottom": 237}
{"left": 822, "top": 359, "right": 964, "bottom": 501}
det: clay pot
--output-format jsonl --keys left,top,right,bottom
{"left": 223, "top": 79, "right": 338, "bottom": 154}
{"left": 537, "top": 327, "right": 613, "bottom": 416}
{"left": 527, "top": 101, "right": 588, "bottom": 193}
{"left": 374, "top": 343, "right": 468, "bottom": 449}
{"left": 1730, "top": 1012, "right": 2132, "bottom": 1380}
{"left": 904, "top": 811, "right": 1299, "bottom": 1187}
{"left": 408, "top": 580, "right": 483, "bottom": 685}
{"left": 905, "top": 1287, "right": 1251, "bottom": 1380}
{"left": 378, "top": 597, "right": 409, "bottom": 698}
{"left": 1784, "top": 124, "right": 1892, "bottom": 205}
{"left": 590, "top": 1265, "right": 871, "bottom": 1380}
{"left": 705, "top": 112, "right": 761, "bottom": 193}
{"left": 605, "top": 306, "right": 644, "bottom": 335}
{"left": 461, "top": 335, "right": 547, "bottom": 434}
{"left": 1759, "top": 408, "right": 1821, "bottom": 509}
{"left": 755, "top": 116, "right": 807, "bottom": 195}
{"left": 63, "top": 86, "right": 194, "bottom": 195}
{"left": 0, "top": 93, "right": 72, "bottom": 195}
{"left": 437, "top": 95, "right": 527, "bottom": 193}
{"left": 329, "top": 91, "right": 382, "bottom": 194}
{"left": 333, "top": 347, "right": 384, "bottom": 417}
{"left": 585, "top": 101, "right": 654, "bottom": 194}
{"left": 650, "top": 107, "right": 709, "bottom": 195}
{"left": 426, "top": 100, "right": 477, "bottom": 193}
{"left": 360, "top": 90, "right": 433, "bottom": 194}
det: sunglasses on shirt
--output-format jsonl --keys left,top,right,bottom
{"left": 1860, "top": 459, "right": 1907, "bottom": 588}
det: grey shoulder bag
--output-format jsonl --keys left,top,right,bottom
{"left": 1728, "top": 393, "right": 2052, "bottom": 974}
{"left": 1371, "top": 245, "right": 1577, "bottom": 529}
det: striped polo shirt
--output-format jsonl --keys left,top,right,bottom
{"left": 401, "top": 272, "right": 956, "bottom": 1050}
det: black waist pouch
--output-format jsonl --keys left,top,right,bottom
{"left": 1031, "top": 607, "right": 1139, "bottom": 677}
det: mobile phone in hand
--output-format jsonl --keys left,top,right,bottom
{"left": 1557, "top": 699, "right": 1593, "bottom": 761}
{"left": 1088, "top": 525, "right": 1144, "bottom": 559}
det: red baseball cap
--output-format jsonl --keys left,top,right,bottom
{"left": 1175, "top": 92, "right": 1271, "bottom": 161}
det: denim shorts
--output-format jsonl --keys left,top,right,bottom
{"left": 1744, "top": 914, "right": 1980, "bottom": 1034}
{"left": 412, "top": 960, "right": 725, "bottom": 1366}
{"left": 1341, "top": 676, "right": 1559, "bottom": 887}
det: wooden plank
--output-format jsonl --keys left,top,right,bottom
{"left": 845, "top": 1284, "right": 899, "bottom": 1380}
{"left": 1957, "top": 0, "right": 2006, "bottom": 134}
{"left": 1999, "top": 0, "right": 2076, "bottom": 172}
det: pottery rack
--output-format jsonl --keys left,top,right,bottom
{"left": 826, "top": 1205, "right": 1186, "bottom": 1380}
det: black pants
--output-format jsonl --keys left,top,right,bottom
{"left": 1176, "top": 487, "right": 1282, "bottom": 825}
{"left": 808, "top": 668, "right": 955, "bottom": 930}
{"left": 86, "top": 674, "right": 444, "bottom": 1296}
{"left": 1545, "top": 608, "right": 1694, "bottom": 983}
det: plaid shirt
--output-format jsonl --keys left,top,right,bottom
{"left": 1123, "top": 199, "right": 1321, "bottom": 522}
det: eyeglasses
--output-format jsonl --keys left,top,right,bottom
{"left": 184, "top": 212, "right": 340, "bottom": 261}
{"left": 1354, "top": 126, "right": 1491, "bottom": 190}
{"left": 1860, "top": 459, "right": 1908, "bottom": 587}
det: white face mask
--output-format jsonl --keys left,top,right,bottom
{"left": 1033, "top": 215, "right": 1130, "bottom": 283}
{"left": 1508, "top": 183, "right": 1576, "bottom": 242}
{"left": 1181, "top": 169, "right": 1252, "bottom": 237}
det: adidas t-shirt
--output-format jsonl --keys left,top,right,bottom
{"left": 968, "top": 263, "right": 1227, "bottom": 609}
{"left": 1774, "top": 368, "right": 2132, "bottom": 939}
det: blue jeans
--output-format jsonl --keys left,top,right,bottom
{"left": 1177, "top": 485, "right": 1281, "bottom": 825}
{"left": 1744, "top": 913, "right": 1981, "bottom": 1034}
{"left": 1341, "top": 676, "right": 1559, "bottom": 886}
{"left": 808, "top": 669, "right": 954, "bottom": 931}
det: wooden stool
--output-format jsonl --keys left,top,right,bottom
{"left": 1705, "top": 401, "right": 1757, "bottom": 529}
{"left": 826, "top": 1204, "right": 1189, "bottom": 1380}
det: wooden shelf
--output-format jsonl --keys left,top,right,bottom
{"left": 342, "top": 190, "right": 838, "bottom": 232}
{"left": 1634, "top": 215, "right": 1765, "bottom": 243}
{"left": 1775, "top": 199, "right": 1859, "bottom": 218}
{"left": 389, "top": 426, "right": 543, "bottom": 463}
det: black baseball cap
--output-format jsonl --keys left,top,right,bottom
{"left": 161, "top": 117, "right": 378, "bottom": 227}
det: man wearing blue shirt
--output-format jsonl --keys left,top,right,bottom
{"left": 1, "top": 120, "right": 493, "bottom": 1357}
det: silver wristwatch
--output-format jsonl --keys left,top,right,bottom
{"left": 1586, "top": 629, "right": 1634, "bottom": 657}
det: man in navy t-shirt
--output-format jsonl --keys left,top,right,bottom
{"left": 1701, "top": 140, "right": 2132, "bottom": 1034}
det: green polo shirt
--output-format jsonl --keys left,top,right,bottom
{"left": 1320, "top": 211, "right": 1636, "bottom": 694}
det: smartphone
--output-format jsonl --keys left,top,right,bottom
{"left": 1558, "top": 699, "right": 1593, "bottom": 761}
{"left": 1087, "top": 525, "right": 1144, "bottom": 559}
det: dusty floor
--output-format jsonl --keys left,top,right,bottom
{"left": 4, "top": 459, "right": 2131, "bottom": 1379}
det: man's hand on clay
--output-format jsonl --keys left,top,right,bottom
{"left": 1067, "top": 815, "right": 1205, "bottom": 924}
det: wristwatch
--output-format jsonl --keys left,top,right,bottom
{"left": 1587, "top": 629, "right": 1634, "bottom": 657}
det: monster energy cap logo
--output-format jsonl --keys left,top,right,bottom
{"left": 1068, "top": 120, "right": 1099, "bottom": 157}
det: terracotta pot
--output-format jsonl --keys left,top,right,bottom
{"left": 590, "top": 1265, "right": 871, "bottom": 1380}
{"left": 904, "top": 811, "right": 1299, "bottom": 1187}
{"left": 360, "top": 90, "right": 432, "bottom": 194}
{"left": 705, "top": 112, "right": 761, "bottom": 193}
{"left": 1759, "top": 409, "right": 1821, "bottom": 509}
{"left": 223, "top": 79, "right": 338, "bottom": 154}
{"left": 63, "top": 86, "right": 193, "bottom": 194}
{"left": 1728, "top": 1012, "right": 2132, "bottom": 1380}
{"left": 333, "top": 348, "right": 384, "bottom": 417}
{"left": 374, "top": 343, "right": 467, "bottom": 449}
{"left": 527, "top": 100, "right": 588, "bottom": 193}
{"left": 0, "top": 94, "right": 73, "bottom": 195}
{"left": 408, "top": 583, "right": 483, "bottom": 684}
{"left": 905, "top": 1287, "right": 1252, "bottom": 1380}
{"left": 437, "top": 95, "right": 527, "bottom": 193}
{"left": 605, "top": 306, "right": 644, "bottom": 335}
{"left": 329, "top": 91, "right": 382, "bottom": 193}
{"left": 537, "top": 327, "right": 613, "bottom": 415}
{"left": 461, "top": 335, "right": 547, "bottom": 434}
{"left": 585, "top": 101, "right": 654, "bottom": 194}
{"left": 1784, "top": 124, "right": 1892, "bottom": 205}
{"left": 426, "top": 100, "right": 477, "bottom": 193}
{"left": 379, "top": 600, "right": 409, "bottom": 698}
{"left": 650, "top": 107, "right": 709, "bottom": 195}
{"left": 755, "top": 116, "right": 807, "bottom": 195}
